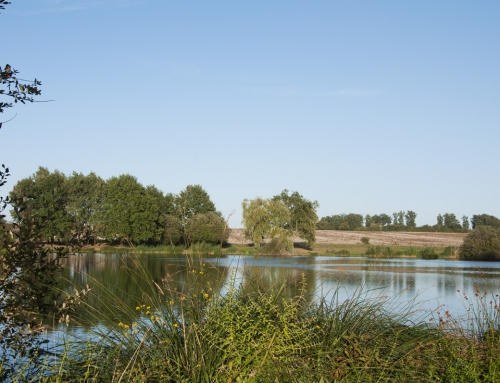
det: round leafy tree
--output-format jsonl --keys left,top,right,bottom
{"left": 459, "top": 225, "right": 500, "bottom": 261}
{"left": 185, "top": 212, "right": 229, "bottom": 245}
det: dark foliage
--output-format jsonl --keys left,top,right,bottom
{"left": 459, "top": 226, "right": 500, "bottom": 261}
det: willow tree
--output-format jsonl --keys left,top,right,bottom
{"left": 272, "top": 190, "right": 319, "bottom": 247}
{"left": 241, "top": 197, "right": 291, "bottom": 249}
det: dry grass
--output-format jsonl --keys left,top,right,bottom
{"left": 228, "top": 229, "right": 466, "bottom": 255}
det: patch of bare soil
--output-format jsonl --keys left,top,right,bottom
{"left": 228, "top": 229, "right": 466, "bottom": 247}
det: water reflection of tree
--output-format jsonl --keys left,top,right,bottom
{"left": 58, "top": 254, "right": 228, "bottom": 329}
{"left": 236, "top": 264, "right": 317, "bottom": 301}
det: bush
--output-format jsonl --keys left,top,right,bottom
{"left": 162, "top": 214, "right": 183, "bottom": 246}
{"left": 459, "top": 226, "right": 500, "bottom": 261}
{"left": 185, "top": 212, "right": 229, "bottom": 245}
{"left": 442, "top": 246, "right": 458, "bottom": 257}
{"left": 360, "top": 236, "right": 370, "bottom": 245}
{"left": 260, "top": 237, "right": 293, "bottom": 255}
{"left": 419, "top": 247, "right": 438, "bottom": 260}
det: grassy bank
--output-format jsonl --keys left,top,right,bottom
{"left": 9, "top": 254, "right": 500, "bottom": 382}
{"left": 75, "top": 243, "right": 459, "bottom": 259}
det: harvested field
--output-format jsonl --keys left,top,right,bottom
{"left": 228, "top": 229, "right": 466, "bottom": 247}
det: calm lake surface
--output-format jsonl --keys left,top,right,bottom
{"left": 56, "top": 253, "right": 500, "bottom": 331}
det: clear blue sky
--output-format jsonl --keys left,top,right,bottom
{"left": 2, "top": 0, "right": 499, "bottom": 227}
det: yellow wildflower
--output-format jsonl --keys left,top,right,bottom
{"left": 199, "top": 271, "right": 204, "bottom": 275}
{"left": 203, "top": 293, "right": 209, "bottom": 299}
{"left": 173, "top": 323, "right": 178, "bottom": 328}
{"left": 169, "top": 300, "right": 174, "bottom": 305}
{"left": 136, "top": 306, "right": 141, "bottom": 311}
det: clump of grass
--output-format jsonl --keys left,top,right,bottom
{"left": 134, "top": 244, "right": 183, "bottom": 254}
{"left": 365, "top": 245, "right": 396, "bottom": 257}
{"left": 224, "top": 245, "right": 240, "bottom": 254}
{"left": 189, "top": 241, "right": 222, "bottom": 256}
{"left": 97, "top": 246, "right": 129, "bottom": 254}
{"left": 441, "top": 245, "right": 458, "bottom": 257}
{"left": 360, "top": 236, "right": 370, "bottom": 245}
{"left": 335, "top": 249, "right": 350, "bottom": 256}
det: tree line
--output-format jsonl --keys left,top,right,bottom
{"left": 317, "top": 211, "right": 500, "bottom": 233}
{"left": 7, "top": 167, "right": 229, "bottom": 247}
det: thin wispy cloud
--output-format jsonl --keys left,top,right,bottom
{"left": 241, "top": 86, "right": 379, "bottom": 98}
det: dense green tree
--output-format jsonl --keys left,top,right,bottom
{"left": 437, "top": 214, "right": 444, "bottom": 226}
{"left": 101, "top": 174, "right": 161, "bottom": 244}
{"left": 66, "top": 172, "right": 105, "bottom": 244}
{"left": 405, "top": 211, "right": 417, "bottom": 227}
{"left": 146, "top": 185, "right": 175, "bottom": 216}
{"left": 175, "top": 185, "right": 218, "bottom": 223}
{"left": 9, "top": 167, "right": 72, "bottom": 244}
{"left": 364, "top": 214, "right": 371, "bottom": 227}
{"left": 371, "top": 214, "right": 392, "bottom": 226}
{"left": 185, "top": 212, "right": 229, "bottom": 245}
{"left": 317, "top": 214, "right": 363, "bottom": 231}
{"left": 443, "top": 213, "right": 461, "bottom": 230}
{"left": 459, "top": 225, "right": 500, "bottom": 261}
{"left": 391, "top": 211, "right": 406, "bottom": 226}
{"left": 242, "top": 197, "right": 291, "bottom": 249}
{"left": 161, "top": 214, "right": 183, "bottom": 246}
{"left": 273, "top": 190, "right": 318, "bottom": 247}
{"left": 462, "top": 216, "right": 470, "bottom": 231}
{"left": 471, "top": 214, "right": 500, "bottom": 229}
{"left": 397, "top": 211, "right": 405, "bottom": 226}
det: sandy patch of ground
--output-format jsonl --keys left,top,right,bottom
{"left": 228, "top": 229, "right": 466, "bottom": 247}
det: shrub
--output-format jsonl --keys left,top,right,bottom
{"left": 459, "top": 226, "right": 500, "bottom": 261}
{"left": 162, "top": 214, "right": 183, "bottom": 246}
{"left": 185, "top": 212, "right": 229, "bottom": 245}
{"left": 260, "top": 237, "right": 293, "bottom": 255}
{"left": 360, "top": 236, "right": 370, "bottom": 245}
{"left": 419, "top": 247, "right": 438, "bottom": 260}
{"left": 442, "top": 246, "right": 458, "bottom": 257}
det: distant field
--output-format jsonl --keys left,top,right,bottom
{"left": 228, "top": 229, "right": 466, "bottom": 247}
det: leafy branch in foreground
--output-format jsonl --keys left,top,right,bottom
{"left": 0, "top": 182, "right": 89, "bottom": 378}
{"left": 0, "top": 64, "right": 42, "bottom": 115}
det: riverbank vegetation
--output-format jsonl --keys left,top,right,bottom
{"left": 7, "top": 254, "right": 500, "bottom": 382}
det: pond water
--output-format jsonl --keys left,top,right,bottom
{"left": 55, "top": 253, "right": 500, "bottom": 331}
